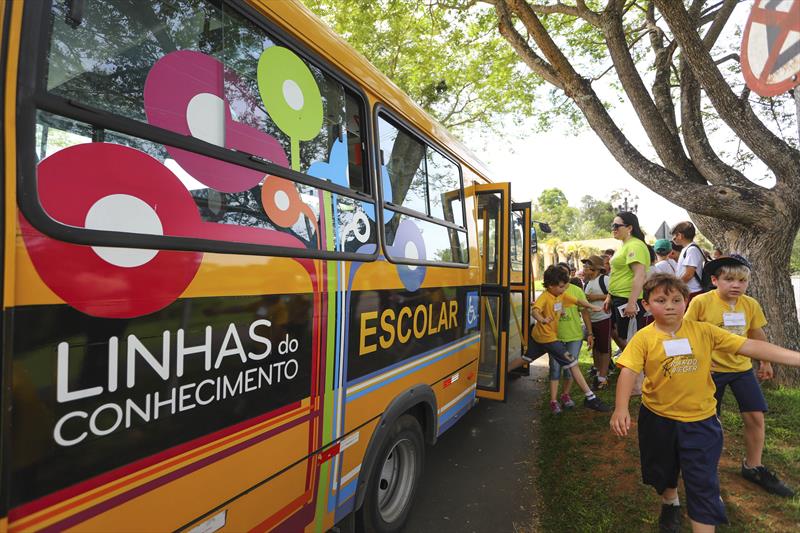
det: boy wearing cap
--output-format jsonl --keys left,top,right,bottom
{"left": 685, "top": 255, "right": 794, "bottom": 497}
{"left": 651, "top": 239, "right": 678, "bottom": 276}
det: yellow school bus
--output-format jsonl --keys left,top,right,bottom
{"left": 0, "top": 1, "right": 534, "bottom": 531}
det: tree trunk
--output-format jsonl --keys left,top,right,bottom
{"left": 694, "top": 214, "right": 800, "bottom": 385}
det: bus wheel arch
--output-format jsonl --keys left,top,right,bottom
{"left": 353, "top": 385, "right": 436, "bottom": 532}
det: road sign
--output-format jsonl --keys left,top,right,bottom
{"left": 655, "top": 221, "right": 671, "bottom": 240}
{"left": 741, "top": 1, "right": 800, "bottom": 97}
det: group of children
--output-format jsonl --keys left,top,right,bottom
{"left": 524, "top": 253, "right": 799, "bottom": 532}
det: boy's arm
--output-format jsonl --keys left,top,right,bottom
{"left": 611, "top": 367, "right": 638, "bottom": 437}
{"left": 747, "top": 327, "right": 773, "bottom": 380}
{"left": 532, "top": 308, "right": 552, "bottom": 324}
{"left": 737, "top": 339, "right": 800, "bottom": 367}
{"left": 576, "top": 298, "right": 602, "bottom": 313}
{"left": 581, "top": 309, "right": 594, "bottom": 349}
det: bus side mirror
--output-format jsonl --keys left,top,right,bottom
{"left": 531, "top": 227, "right": 538, "bottom": 254}
{"left": 538, "top": 222, "right": 552, "bottom": 234}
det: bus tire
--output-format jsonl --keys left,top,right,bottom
{"left": 356, "top": 414, "right": 424, "bottom": 533}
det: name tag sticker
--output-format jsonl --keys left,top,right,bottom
{"left": 554, "top": 303, "right": 563, "bottom": 312}
{"left": 723, "top": 312, "right": 746, "bottom": 327}
{"left": 617, "top": 304, "right": 628, "bottom": 317}
{"left": 663, "top": 338, "right": 692, "bottom": 357}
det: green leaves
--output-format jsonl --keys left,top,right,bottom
{"left": 304, "top": 0, "right": 541, "bottom": 131}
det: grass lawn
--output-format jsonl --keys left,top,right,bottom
{"left": 534, "top": 347, "right": 800, "bottom": 532}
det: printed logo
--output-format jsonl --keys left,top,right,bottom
{"left": 465, "top": 291, "right": 479, "bottom": 330}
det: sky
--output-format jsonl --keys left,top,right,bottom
{"left": 472, "top": 125, "right": 690, "bottom": 239}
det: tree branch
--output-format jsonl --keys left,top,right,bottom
{"left": 493, "top": 0, "right": 769, "bottom": 222}
{"left": 647, "top": 2, "right": 678, "bottom": 136}
{"left": 655, "top": 0, "right": 800, "bottom": 184}
{"left": 679, "top": 57, "right": 757, "bottom": 191}
{"left": 700, "top": 0, "right": 736, "bottom": 49}
{"left": 494, "top": 1, "right": 565, "bottom": 90}
{"left": 599, "top": 2, "right": 701, "bottom": 181}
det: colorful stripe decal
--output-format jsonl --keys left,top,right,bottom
{"left": 346, "top": 334, "right": 480, "bottom": 402}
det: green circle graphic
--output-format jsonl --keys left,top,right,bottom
{"left": 257, "top": 46, "right": 323, "bottom": 141}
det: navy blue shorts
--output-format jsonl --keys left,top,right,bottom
{"left": 712, "top": 370, "right": 768, "bottom": 414}
{"left": 638, "top": 405, "right": 727, "bottom": 526}
{"left": 527, "top": 339, "right": 578, "bottom": 370}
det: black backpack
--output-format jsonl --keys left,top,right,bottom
{"left": 685, "top": 243, "right": 711, "bottom": 292}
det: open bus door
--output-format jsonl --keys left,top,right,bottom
{"left": 508, "top": 202, "right": 532, "bottom": 372}
{"left": 474, "top": 183, "right": 512, "bottom": 401}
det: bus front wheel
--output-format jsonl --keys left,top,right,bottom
{"left": 357, "top": 414, "right": 424, "bottom": 533}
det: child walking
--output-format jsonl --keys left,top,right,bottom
{"left": 685, "top": 254, "right": 794, "bottom": 497}
{"left": 548, "top": 263, "right": 594, "bottom": 413}
{"left": 610, "top": 273, "right": 800, "bottom": 533}
{"left": 524, "top": 266, "right": 610, "bottom": 412}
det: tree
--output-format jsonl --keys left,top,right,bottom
{"left": 533, "top": 188, "right": 579, "bottom": 240}
{"left": 304, "top": 0, "right": 540, "bottom": 130}
{"left": 578, "top": 195, "right": 615, "bottom": 238}
{"left": 478, "top": 0, "right": 800, "bottom": 384}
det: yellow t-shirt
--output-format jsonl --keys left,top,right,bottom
{"left": 685, "top": 290, "right": 767, "bottom": 373}
{"left": 608, "top": 237, "right": 651, "bottom": 298}
{"left": 616, "top": 320, "right": 747, "bottom": 422}
{"left": 532, "top": 290, "right": 578, "bottom": 343}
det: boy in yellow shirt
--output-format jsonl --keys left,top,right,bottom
{"left": 523, "top": 266, "right": 610, "bottom": 412}
{"left": 610, "top": 273, "right": 800, "bottom": 533}
{"left": 686, "top": 255, "right": 793, "bottom": 497}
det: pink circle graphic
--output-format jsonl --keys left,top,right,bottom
{"left": 21, "top": 143, "right": 203, "bottom": 318}
{"left": 144, "top": 50, "right": 288, "bottom": 192}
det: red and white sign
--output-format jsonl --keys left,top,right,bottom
{"left": 741, "top": 0, "right": 800, "bottom": 97}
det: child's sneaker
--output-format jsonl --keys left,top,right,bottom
{"left": 741, "top": 462, "right": 795, "bottom": 497}
{"left": 583, "top": 396, "right": 611, "bottom": 412}
{"left": 549, "top": 401, "right": 562, "bottom": 414}
{"left": 592, "top": 376, "right": 609, "bottom": 391}
{"left": 658, "top": 504, "right": 682, "bottom": 532}
{"left": 560, "top": 393, "right": 576, "bottom": 408}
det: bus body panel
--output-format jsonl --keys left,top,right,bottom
{"left": 1, "top": 0, "right": 520, "bottom": 531}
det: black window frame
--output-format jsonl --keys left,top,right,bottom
{"left": 16, "top": 0, "right": 379, "bottom": 262}
{"left": 373, "top": 105, "right": 468, "bottom": 269}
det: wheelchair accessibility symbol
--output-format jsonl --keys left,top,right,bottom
{"left": 465, "top": 291, "right": 479, "bottom": 330}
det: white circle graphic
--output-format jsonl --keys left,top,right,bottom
{"left": 282, "top": 79, "right": 304, "bottom": 110}
{"left": 85, "top": 194, "right": 164, "bottom": 268}
{"left": 405, "top": 241, "right": 419, "bottom": 271}
{"left": 186, "top": 92, "right": 226, "bottom": 147}
{"left": 274, "top": 190, "right": 291, "bottom": 211}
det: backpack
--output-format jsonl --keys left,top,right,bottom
{"left": 685, "top": 243, "right": 710, "bottom": 292}
{"left": 598, "top": 275, "right": 608, "bottom": 295}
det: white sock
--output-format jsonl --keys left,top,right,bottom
{"left": 597, "top": 376, "right": 607, "bottom": 382}
{"left": 585, "top": 391, "right": 596, "bottom": 400}
{"left": 662, "top": 496, "right": 679, "bottom": 506}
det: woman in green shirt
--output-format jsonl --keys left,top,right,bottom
{"left": 603, "top": 211, "right": 654, "bottom": 349}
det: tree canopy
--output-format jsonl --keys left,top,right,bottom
{"left": 304, "top": 0, "right": 541, "bottom": 130}
{"left": 308, "top": 0, "right": 800, "bottom": 383}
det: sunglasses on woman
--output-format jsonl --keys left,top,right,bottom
{"left": 611, "top": 223, "right": 629, "bottom": 230}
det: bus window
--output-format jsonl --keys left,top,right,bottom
{"left": 378, "top": 117, "right": 428, "bottom": 215}
{"left": 426, "top": 148, "right": 463, "bottom": 226}
{"left": 510, "top": 212, "right": 524, "bottom": 273}
{"left": 34, "top": 0, "right": 375, "bottom": 257}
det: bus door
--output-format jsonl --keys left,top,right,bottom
{"left": 474, "top": 183, "right": 510, "bottom": 401}
{"left": 508, "top": 202, "right": 532, "bottom": 371}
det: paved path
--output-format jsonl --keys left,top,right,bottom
{"left": 402, "top": 359, "right": 549, "bottom": 533}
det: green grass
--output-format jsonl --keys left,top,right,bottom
{"left": 534, "top": 348, "right": 800, "bottom": 532}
